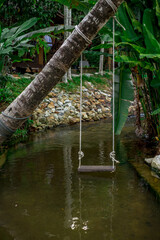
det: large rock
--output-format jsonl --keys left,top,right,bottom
{"left": 151, "top": 155, "right": 160, "bottom": 170}
{"left": 144, "top": 158, "right": 153, "bottom": 165}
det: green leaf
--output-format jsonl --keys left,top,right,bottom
{"left": 116, "top": 42, "right": 146, "bottom": 54}
{"left": 143, "top": 9, "right": 160, "bottom": 53}
{"left": 15, "top": 17, "right": 38, "bottom": 37}
{"left": 117, "top": 3, "right": 139, "bottom": 42}
{"left": 114, "top": 67, "right": 134, "bottom": 135}
{"left": 124, "top": 2, "right": 142, "bottom": 33}
{"left": 16, "top": 25, "right": 72, "bottom": 41}
{"left": 156, "top": 0, "right": 160, "bottom": 26}
{"left": 91, "top": 43, "right": 112, "bottom": 50}
{"left": 18, "top": 48, "right": 26, "bottom": 57}
{"left": 115, "top": 55, "right": 155, "bottom": 71}
{"left": 0, "top": 0, "right": 5, "bottom": 8}
{"left": 151, "top": 108, "right": 160, "bottom": 115}
{"left": 150, "top": 71, "right": 160, "bottom": 88}
{"left": 140, "top": 53, "right": 160, "bottom": 59}
{"left": 0, "top": 47, "right": 13, "bottom": 55}
{"left": 115, "top": 55, "right": 141, "bottom": 64}
{"left": 12, "top": 58, "right": 32, "bottom": 63}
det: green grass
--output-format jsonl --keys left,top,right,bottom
{"left": 57, "top": 73, "right": 111, "bottom": 92}
{"left": 0, "top": 73, "right": 111, "bottom": 103}
{"left": 0, "top": 75, "right": 32, "bottom": 103}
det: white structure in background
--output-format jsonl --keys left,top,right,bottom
{"left": 99, "top": 40, "right": 104, "bottom": 76}
{"left": 44, "top": 35, "right": 53, "bottom": 48}
{"left": 63, "top": 5, "right": 72, "bottom": 83}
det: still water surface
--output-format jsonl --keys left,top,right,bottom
{"left": 0, "top": 120, "right": 160, "bottom": 240}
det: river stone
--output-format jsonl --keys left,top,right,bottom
{"left": 53, "top": 114, "right": 58, "bottom": 120}
{"left": 36, "top": 109, "right": 43, "bottom": 114}
{"left": 65, "top": 102, "right": 72, "bottom": 107}
{"left": 82, "top": 112, "right": 88, "bottom": 119}
{"left": 64, "top": 100, "right": 71, "bottom": 104}
{"left": 48, "top": 102, "right": 55, "bottom": 109}
{"left": 57, "top": 100, "right": 63, "bottom": 106}
{"left": 68, "top": 117, "right": 79, "bottom": 124}
{"left": 151, "top": 155, "right": 160, "bottom": 170}
{"left": 97, "top": 109, "right": 102, "bottom": 114}
{"left": 144, "top": 158, "right": 153, "bottom": 165}
{"left": 39, "top": 117, "right": 46, "bottom": 124}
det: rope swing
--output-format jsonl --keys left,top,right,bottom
{"left": 76, "top": 0, "right": 125, "bottom": 173}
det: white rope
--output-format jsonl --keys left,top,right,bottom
{"left": 78, "top": 54, "right": 84, "bottom": 167}
{"left": 109, "top": 17, "right": 119, "bottom": 168}
{"left": 75, "top": 25, "right": 92, "bottom": 45}
{"left": 105, "top": 0, "right": 117, "bottom": 12}
{"left": 105, "top": 0, "right": 126, "bottom": 167}
{"left": 113, "top": 16, "right": 126, "bottom": 31}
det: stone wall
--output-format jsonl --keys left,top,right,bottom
{"left": 31, "top": 82, "right": 112, "bottom": 130}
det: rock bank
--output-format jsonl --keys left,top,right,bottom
{"left": 145, "top": 155, "right": 160, "bottom": 174}
{"left": 31, "top": 83, "right": 112, "bottom": 130}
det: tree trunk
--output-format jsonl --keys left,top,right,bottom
{"left": 108, "top": 47, "right": 112, "bottom": 71}
{"left": 0, "top": 0, "right": 123, "bottom": 144}
{"left": 99, "top": 40, "right": 104, "bottom": 75}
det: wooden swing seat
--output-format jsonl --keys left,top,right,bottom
{"left": 78, "top": 165, "right": 115, "bottom": 173}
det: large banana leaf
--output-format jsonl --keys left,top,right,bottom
{"left": 14, "top": 17, "right": 38, "bottom": 37}
{"left": 114, "top": 67, "right": 134, "bottom": 135}
{"left": 140, "top": 53, "right": 160, "bottom": 59}
{"left": 124, "top": 2, "right": 142, "bottom": 33}
{"left": 156, "top": 0, "right": 160, "bottom": 26}
{"left": 16, "top": 25, "right": 74, "bottom": 42}
{"left": 143, "top": 9, "right": 160, "bottom": 53}
{"left": 115, "top": 55, "right": 155, "bottom": 71}
{"left": 117, "top": 3, "right": 139, "bottom": 42}
{"left": 150, "top": 71, "right": 160, "bottom": 88}
{"left": 0, "top": 0, "right": 5, "bottom": 8}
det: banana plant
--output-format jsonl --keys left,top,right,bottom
{"left": 0, "top": 15, "right": 73, "bottom": 89}
{"left": 91, "top": 0, "right": 160, "bottom": 138}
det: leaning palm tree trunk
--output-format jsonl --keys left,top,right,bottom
{"left": 0, "top": 0, "right": 123, "bottom": 144}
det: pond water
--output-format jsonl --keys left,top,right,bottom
{"left": 0, "top": 120, "right": 160, "bottom": 240}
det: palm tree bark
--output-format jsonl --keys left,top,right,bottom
{"left": 0, "top": 0, "right": 123, "bottom": 144}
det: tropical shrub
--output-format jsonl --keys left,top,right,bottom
{"left": 92, "top": 0, "right": 160, "bottom": 138}
{"left": 0, "top": 0, "right": 62, "bottom": 28}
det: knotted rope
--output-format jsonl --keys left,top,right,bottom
{"left": 78, "top": 54, "right": 84, "bottom": 168}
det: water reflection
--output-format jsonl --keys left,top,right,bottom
{"left": 64, "top": 146, "right": 73, "bottom": 229}
{"left": 0, "top": 120, "right": 159, "bottom": 240}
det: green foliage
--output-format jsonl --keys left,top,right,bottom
{"left": 0, "top": 0, "right": 62, "bottom": 28}
{"left": 115, "top": 0, "right": 160, "bottom": 137}
{"left": 151, "top": 108, "right": 160, "bottom": 116}
{"left": 0, "top": 76, "right": 32, "bottom": 102}
{"left": 0, "top": 17, "right": 38, "bottom": 75}
{"left": 91, "top": 0, "right": 160, "bottom": 136}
